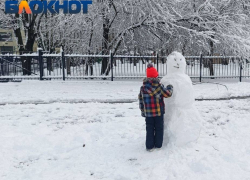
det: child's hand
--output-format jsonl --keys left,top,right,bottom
{"left": 167, "top": 85, "right": 173, "bottom": 91}
{"left": 161, "top": 84, "right": 173, "bottom": 97}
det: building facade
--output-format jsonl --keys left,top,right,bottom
{"left": 0, "top": 21, "right": 37, "bottom": 54}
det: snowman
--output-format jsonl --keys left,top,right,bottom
{"left": 161, "top": 51, "right": 202, "bottom": 146}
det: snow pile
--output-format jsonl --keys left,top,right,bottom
{"left": 161, "top": 52, "right": 202, "bottom": 146}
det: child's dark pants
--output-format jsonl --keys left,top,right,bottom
{"left": 145, "top": 115, "right": 164, "bottom": 149}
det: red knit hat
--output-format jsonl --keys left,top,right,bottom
{"left": 146, "top": 63, "right": 158, "bottom": 78}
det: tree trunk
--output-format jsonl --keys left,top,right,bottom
{"left": 13, "top": 23, "right": 27, "bottom": 75}
{"left": 209, "top": 40, "right": 214, "bottom": 78}
{"left": 85, "top": 59, "right": 88, "bottom": 75}
{"left": 101, "top": 17, "right": 110, "bottom": 75}
{"left": 23, "top": 28, "right": 36, "bottom": 75}
{"left": 67, "top": 58, "right": 71, "bottom": 75}
{"left": 47, "top": 49, "right": 53, "bottom": 74}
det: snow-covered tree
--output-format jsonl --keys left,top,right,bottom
{"left": 0, "top": 0, "right": 44, "bottom": 75}
{"left": 1, "top": 0, "right": 250, "bottom": 76}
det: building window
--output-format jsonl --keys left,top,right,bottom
{"left": 0, "top": 21, "right": 4, "bottom": 28}
{"left": 0, "top": 46, "right": 14, "bottom": 53}
{"left": 0, "top": 21, "right": 9, "bottom": 29}
{"left": 0, "top": 32, "right": 12, "bottom": 42}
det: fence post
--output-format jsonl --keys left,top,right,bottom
{"left": 38, "top": 48, "right": 43, "bottom": 81}
{"left": 0, "top": 57, "right": 4, "bottom": 76}
{"left": 199, "top": 54, "right": 203, "bottom": 82}
{"left": 110, "top": 51, "right": 114, "bottom": 81}
{"left": 156, "top": 53, "right": 159, "bottom": 72}
{"left": 61, "top": 47, "right": 66, "bottom": 81}
{"left": 240, "top": 57, "right": 243, "bottom": 82}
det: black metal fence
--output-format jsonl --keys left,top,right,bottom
{"left": 0, "top": 52, "right": 40, "bottom": 79}
{"left": 0, "top": 50, "right": 249, "bottom": 81}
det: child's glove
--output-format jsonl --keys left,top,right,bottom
{"left": 167, "top": 85, "right": 173, "bottom": 91}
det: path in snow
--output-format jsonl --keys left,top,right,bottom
{"left": 1, "top": 80, "right": 250, "bottom": 105}
{"left": 2, "top": 95, "right": 250, "bottom": 106}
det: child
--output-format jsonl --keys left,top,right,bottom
{"left": 138, "top": 63, "right": 173, "bottom": 151}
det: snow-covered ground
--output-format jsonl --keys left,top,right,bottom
{"left": 1, "top": 80, "right": 250, "bottom": 179}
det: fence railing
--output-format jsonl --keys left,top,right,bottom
{"left": 0, "top": 50, "right": 249, "bottom": 82}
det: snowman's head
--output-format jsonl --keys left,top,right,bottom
{"left": 167, "top": 51, "right": 186, "bottom": 74}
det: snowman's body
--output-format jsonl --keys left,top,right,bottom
{"left": 161, "top": 52, "right": 201, "bottom": 146}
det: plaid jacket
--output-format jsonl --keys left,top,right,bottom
{"left": 138, "top": 78, "right": 172, "bottom": 117}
